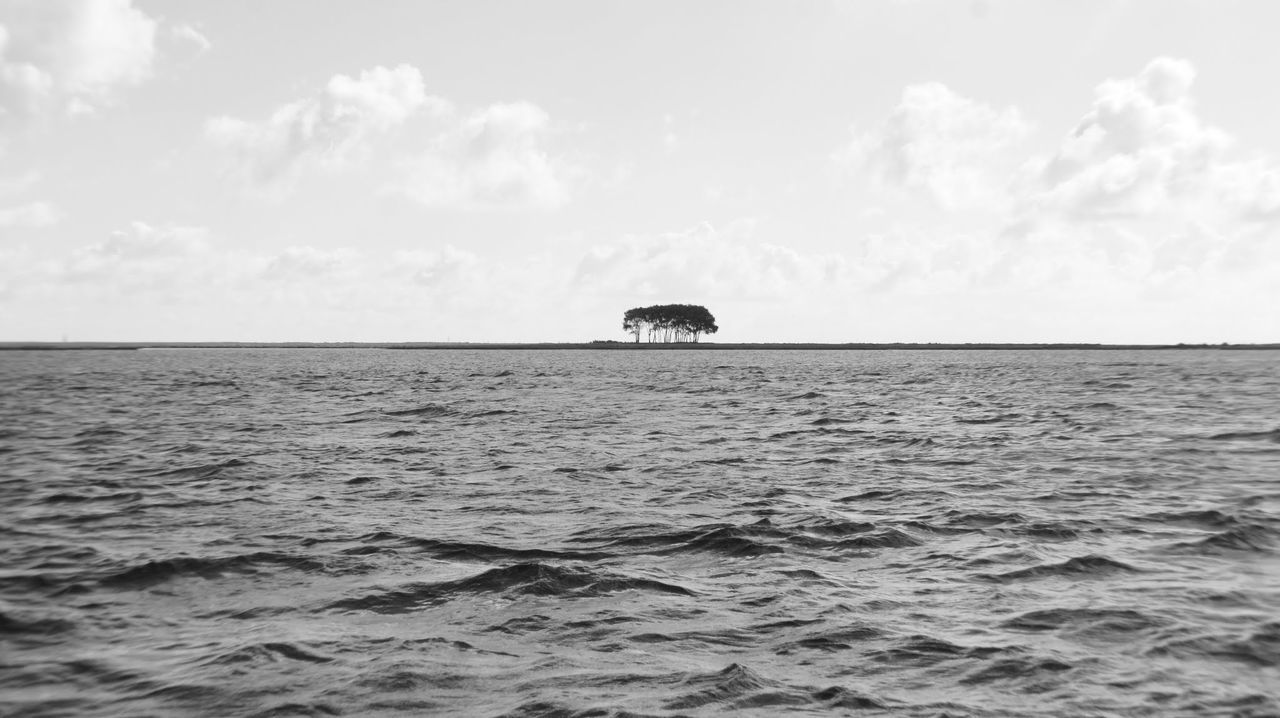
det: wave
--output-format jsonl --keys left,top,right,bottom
{"left": 384, "top": 404, "right": 455, "bottom": 418}
{"left": 1008, "top": 522, "right": 1082, "bottom": 541}
{"left": 70, "top": 426, "right": 127, "bottom": 445}
{"left": 347, "top": 532, "right": 614, "bottom": 562}
{"left": 566, "top": 521, "right": 785, "bottom": 558}
{"left": 628, "top": 626, "right": 761, "bottom": 649}
{"left": 562, "top": 518, "right": 932, "bottom": 558}
{"left": 923, "top": 511, "right": 1086, "bottom": 540}
{"left": 201, "top": 641, "right": 335, "bottom": 667}
{"left": 1148, "top": 621, "right": 1280, "bottom": 667}
{"left": 827, "top": 527, "right": 922, "bottom": 550}
{"left": 377, "top": 429, "right": 417, "bottom": 438}
{"left": 484, "top": 614, "right": 556, "bottom": 635}
{"left": 787, "top": 516, "right": 877, "bottom": 536}
{"left": 959, "top": 655, "right": 1074, "bottom": 685}
{"left": 653, "top": 526, "right": 785, "bottom": 557}
{"left": 778, "top": 623, "right": 885, "bottom": 653}
{"left": 867, "top": 635, "right": 1006, "bottom": 666}
{"left": 956, "top": 413, "right": 1023, "bottom": 425}
{"left": 100, "top": 552, "right": 329, "bottom": 588}
{"left": 697, "top": 457, "right": 749, "bottom": 465}
{"left": 1002, "top": 607, "right": 1165, "bottom": 634}
{"left": 1165, "top": 524, "right": 1277, "bottom": 554}
{"left": 1209, "top": 428, "right": 1280, "bottom": 443}
{"left": 798, "top": 456, "right": 841, "bottom": 465}
{"left": 327, "top": 563, "right": 695, "bottom": 614}
{"left": 152, "top": 458, "right": 250, "bottom": 479}
{"left": 1083, "top": 379, "right": 1133, "bottom": 389}
{"left": 497, "top": 702, "right": 670, "bottom": 718}
{"left": 0, "top": 607, "right": 76, "bottom": 637}
{"left": 810, "top": 686, "right": 886, "bottom": 710}
{"left": 978, "top": 554, "right": 1140, "bottom": 583}
{"left": 664, "top": 663, "right": 775, "bottom": 710}
{"left": 1140, "top": 508, "right": 1241, "bottom": 528}
{"left": 41, "top": 491, "right": 143, "bottom": 504}
{"left": 768, "top": 426, "right": 870, "bottom": 440}
{"left": 664, "top": 664, "right": 887, "bottom": 711}
{"left": 837, "top": 488, "right": 913, "bottom": 502}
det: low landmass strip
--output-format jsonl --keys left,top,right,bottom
{"left": 2, "top": 342, "right": 1277, "bottom": 351}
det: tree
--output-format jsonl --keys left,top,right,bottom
{"left": 621, "top": 304, "right": 718, "bottom": 343}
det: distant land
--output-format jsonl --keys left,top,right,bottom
{"left": 2, "top": 342, "right": 1278, "bottom": 351}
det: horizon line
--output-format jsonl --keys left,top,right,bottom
{"left": 3, "top": 341, "right": 1278, "bottom": 351}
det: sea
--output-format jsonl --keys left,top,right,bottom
{"left": 2, "top": 348, "right": 1278, "bottom": 717}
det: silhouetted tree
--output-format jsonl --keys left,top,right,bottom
{"left": 621, "top": 304, "right": 718, "bottom": 343}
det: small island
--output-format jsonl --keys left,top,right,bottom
{"left": 622, "top": 304, "right": 719, "bottom": 343}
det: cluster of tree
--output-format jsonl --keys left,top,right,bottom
{"left": 622, "top": 304, "right": 718, "bottom": 343}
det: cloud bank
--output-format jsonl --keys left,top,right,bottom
{"left": 1028, "top": 57, "right": 1233, "bottom": 220}
{"left": 575, "top": 221, "right": 844, "bottom": 300}
{"left": 840, "top": 82, "right": 1030, "bottom": 210}
{"left": 207, "top": 65, "right": 576, "bottom": 209}
{"left": 399, "top": 102, "right": 572, "bottom": 210}
{"left": 0, "top": 199, "right": 57, "bottom": 227}
{"left": 0, "top": 0, "right": 202, "bottom": 124}
{"left": 3, "top": 53, "right": 1277, "bottom": 343}
{"left": 0, "top": 0, "right": 155, "bottom": 113}
{"left": 205, "top": 64, "right": 442, "bottom": 194}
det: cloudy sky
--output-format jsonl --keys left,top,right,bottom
{"left": 2, "top": 0, "right": 1278, "bottom": 343}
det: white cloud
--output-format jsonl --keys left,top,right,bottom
{"left": 839, "top": 82, "right": 1029, "bottom": 210}
{"left": 0, "top": 27, "right": 54, "bottom": 120}
{"left": 563, "top": 217, "right": 1278, "bottom": 343}
{"left": 399, "top": 101, "right": 573, "bottom": 210}
{"left": 98, "top": 221, "right": 208, "bottom": 258}
{"left": 0, "top": 200, "right": 57, "bottom": 227}
{"left": 829, "top": 57, "right": 1280, "bottom": 313}
{"left": 394, "top": 245, "right": 480, "bottom": 288}
{"left": 573, "top": 221, "right": 845, "bottom": 300}
{"left": 206, "top": 64, "right": 443, "bottom": 194}
{"left": 21, "top": 222, "right": 495, "bottom": 309}
{"left": 169, "top": 24, "right": 210, "bottom": 54}
{"left": 840, "top": 57, "right": 1280, "bottom": 231}
{"left": 262, "top": 246, "right": 361, "bottom": 280}
{"left": 1216, "top": 159, "right": 1280, "bottom": 221}
{"left": 0, "top": 224, "right": 558, "bottom": 340}
{"left": 1000, "top": 55, "right": 1280, "bottom": 324}
{"left": 1, "top": 222, "right": 217, "bottom": 318}
{"left": 56, "top": 0, "right": 156, "bottom": 96}
{"left": 256, "top": 245, "right": 484, "bottom": 290}
{"left": 205, "top": 66, "right": 577, "bottom": 209}
{"left": 1029, "top": 57, "right": 1233, "bottom": 219}
{"left": 3, "top": 211, "right": 1276, "bottom": 343}
{"left": 0, "top": 0, "right": 158, "bottom": 120}
{"left": 61, "top": 221, "right": 208, "bottom": 281}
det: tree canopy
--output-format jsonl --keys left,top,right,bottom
{"left": 622, "top": 304, "right": 718, "bottom": 343}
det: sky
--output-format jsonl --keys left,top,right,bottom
{"left": 2, "top": 0, "right": 1279, "bottom": 343}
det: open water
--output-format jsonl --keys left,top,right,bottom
{"left": 2, "top": 348, "right": 1279, "bottom": 717}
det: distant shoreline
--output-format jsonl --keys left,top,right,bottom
{"left": 2, "top": 341, "right": 1277, "bottom": 351}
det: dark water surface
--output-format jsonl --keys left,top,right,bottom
{"left": 2, "top": 349, "right": 1278, "bottom": 717}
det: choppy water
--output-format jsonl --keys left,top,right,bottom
{"left": 2, "top": 348, "right": 1279, "bottom": 717}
